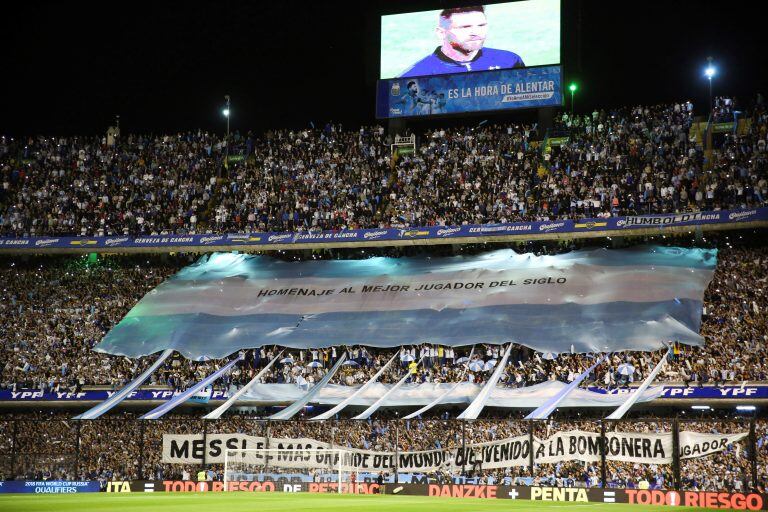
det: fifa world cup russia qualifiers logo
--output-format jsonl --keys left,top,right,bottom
{"left": 391, "top": 82, "right": 401, "bottom": 96}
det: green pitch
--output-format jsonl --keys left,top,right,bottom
{"left": 0, "top": 492, "right": 713, "bottom": 512}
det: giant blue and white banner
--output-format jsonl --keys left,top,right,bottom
{"left": 93, "top": 246, "right": 716, "bottom": 359}
{"left": 0, "top": 208, "right": 764, "bottom": 253}
{"left": 376, "top": 65, "right": 562, "bottom": 118}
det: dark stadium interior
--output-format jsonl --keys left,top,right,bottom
{"left": 2, "top": 1, "right": 767, "bottom": 135}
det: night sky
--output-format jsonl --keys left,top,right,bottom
{"left": 2, "top": 0, "right": 766, "bottom": 136}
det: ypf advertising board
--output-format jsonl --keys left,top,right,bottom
{"left": 376, "top": 65, "right": 562, "bottom": 118}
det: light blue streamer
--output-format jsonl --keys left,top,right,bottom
{"left": 311, "top": 352, "right": 398, "bottom": 420}
{"left": 140, "top": 356, "right": 242, "bottom": 420}
{"left": 203, "top": 350, "right": 283, "bottom": 420}
{"left": 524, "top": 355, "right": 606, "bottom": 420}
{"left": 605, "top": 348, "right": 671, "bottom": 420}
{"left": 74, "top": 349, "right": 173, "bottom": 420}
{"left": 458, "top": 344, "right": 513, "bottom": 419}
{"left": 268, "top": 353, "right": 347, "bottom": 420}
{"left": 352, "top": 357, "right": 423, "bottom": 420}
{"left": 403, "top": 345, "right": 476, "bottom": 420}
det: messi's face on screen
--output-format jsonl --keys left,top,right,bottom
{"left": 439, "top": 11, "right": 488, "bottom": 55}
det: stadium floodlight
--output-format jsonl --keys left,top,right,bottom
{"left": 223, "top": 95, "right": 231, "bottom": 128}
{"left": 691, "top": 405, "right": 711, "bottom": 410}
{"left": 704, "top": 57, "right": 715, "bottom": 113}
{"left": 220, "top": 95, "right": 231, "bottom": 178}
{"left": 736, "top": 405, "right": 756, "bottom": 412}
{"left": 568, "top": 83, "right": 578, "bottom": 116}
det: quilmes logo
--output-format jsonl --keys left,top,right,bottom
{"left": 104, "top": 237, "right": 130, "bottom": 247}
{"left": 402, "top": 229, "right": 430, "bottom": 238}
{"left": 69, "top": 240, "right": 99, "bottom": 246}
{"left": 35, "top": 238, "right": 60, "bottom": 247}
{"left": 199, "top": 235, "right": 225, "bottom": 245}
{"left": 728, "top": 210, "right": 757, "bottom": 221}
{"left": 539, "top": 222, "right": 566, "bottom": 232}
{"left": 228, "top": 235, "right": 262, "bottom": 243}
{"left": 363, "top": 230, "right": 389, "bottom": 240}
{"left": 574, "top": 221, "right": 608, "bottom": 229}
{"left": 436, "top": 227, "right": 462, "bottom": 237}
{"left": 268, "top": 234, "right": 293, "bottom": 243}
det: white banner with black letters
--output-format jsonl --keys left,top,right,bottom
{"left": 163, "top": 430, "right": 747, "bottom": 471}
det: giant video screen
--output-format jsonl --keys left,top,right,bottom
{"left": 380, "top": 0, "right": 561, "bottom": 79}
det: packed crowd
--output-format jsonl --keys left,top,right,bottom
{"left": 0, "top": 413, "right": 762, "bottom": 493}
{"left": 2, "top": 97, "right": 767, "bottom": 238}
{"left": 3, "top": 86, "right": 768, "bottom": 499}
{"left": 1, "top": 238, "right": 767, "bottom": 394}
